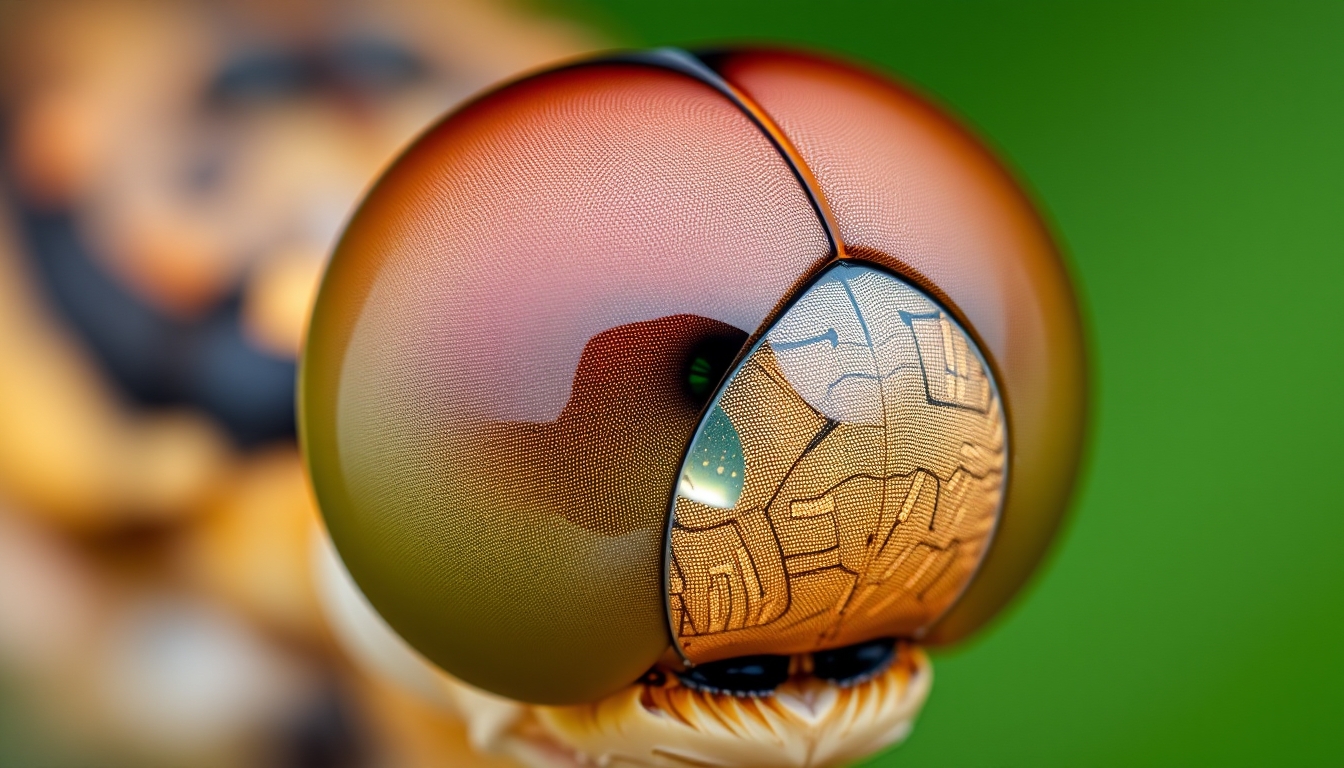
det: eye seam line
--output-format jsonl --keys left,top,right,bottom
{"left": 588, "top": 47, "right": 846, "bottom": 264}
{"left": 567, "top": 49, "right": 955, "bottom": 670}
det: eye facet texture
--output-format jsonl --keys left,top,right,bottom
{"left": 669, "top": 263, "right": 1005, "bottom": 664}
{"left": 301, "top": 63, "right": 829, "bottom": 705}
{"left": 300, "top": 49, "right": 1086, "bottom": 705}
{"left": 712, "top": 51, "right": 1087, "bottom": 644}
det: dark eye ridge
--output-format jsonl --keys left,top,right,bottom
{"left": 811, "top": 638, "right": 897, "bottom": 687}
{"left": 671, "top": 638, "right": 898, "bottom": 696}
{"left": 676, "top": 654, "right": 791, "bottom": 696}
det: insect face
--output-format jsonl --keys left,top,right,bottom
{"left": 301, "top": 48, "right": 1086, "bottom": 709}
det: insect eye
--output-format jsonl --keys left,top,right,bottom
{"left": 301, "top": 48, "right": 1085, "bottom": 708}
{"left": 667, "top": 262, "right": 1006, "bottom": 665}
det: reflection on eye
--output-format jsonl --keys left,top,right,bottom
{"left": 677, "top": 406, "right": 745, "bottom": 509}
{"left": 668, "top": 262, "right": 1007, "bottom": 664}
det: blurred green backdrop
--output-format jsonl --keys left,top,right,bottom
{"left": 544, "top": 1, "right": 1342, "bottom": 765}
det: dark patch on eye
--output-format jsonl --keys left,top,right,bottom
{"left": 467, "top": 315, "right": 743, "bottom": 537}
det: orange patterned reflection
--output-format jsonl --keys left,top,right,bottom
{"left": 668, "top": 263, "right": 1006, "bottom": 663}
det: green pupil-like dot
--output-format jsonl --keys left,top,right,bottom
{"left": 688, "top": 357, "right": 713, "bottom": 396}
{"left": 683, "top": 331, "right": 747, "bottom": 406}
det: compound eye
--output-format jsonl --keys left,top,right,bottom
{"left": 301, "top": 48, "right": 1085, "bottom": 709}
{"left": 299, "top": 59, "right": 838, "bottom": 707}
{"left": 667, "top": 262, "right": 1006, "bottom": 664}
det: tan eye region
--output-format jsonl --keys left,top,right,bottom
{"left": 669, "top": 262, "right": 1005, "bottom": 664}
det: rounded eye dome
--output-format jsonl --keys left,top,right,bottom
{"left": 667, "top": 261, "right": 1007, "bottom": 664}
{"left": 300, "top": 49, "right": 1086, "bottom": 705}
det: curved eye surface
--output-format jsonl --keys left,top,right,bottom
{"left": 301, "top": 47, "right": 1085, "bottom": 707}
{"left": 300, "top": 62, "right": 830, "bottom": 705}
{"left": 709, "top": 51, "right": 1088, "bottom": 644}
{"left": 668, "top": 263, "right": 1005, "bottom": 663}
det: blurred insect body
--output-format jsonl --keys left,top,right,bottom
{"left": 0, "top": 0, "right": 596, "bottom": 764}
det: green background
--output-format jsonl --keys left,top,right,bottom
{"left": 545, "top": 1, "right": 1343, "bottom": 765}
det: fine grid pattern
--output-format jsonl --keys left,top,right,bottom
{"left": 309, "top": 62, "right": 831, "bottom": 702}
{"left": 668, "top": 263, "right": 1005, "bottom": 663}
{"left": 304, "top": 47, "right": 1083, "bottom": 704}
{"left": 713, "top": 50, "right": 1088, "bottom": 645}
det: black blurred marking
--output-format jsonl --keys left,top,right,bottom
{"left": 811, "top": 638, "right": 897, "bottom": 687}
{"left": 676, "top": 654, "right": 790, "bottom": 696}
